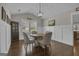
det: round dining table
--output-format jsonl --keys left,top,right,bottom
{"left": 30, "top": 33, "right": 44, "bottom": 47}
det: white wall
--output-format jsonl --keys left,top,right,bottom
{"left": 44, "top": 9, "right": 75, "bottom": 26}
{"left": 55, "top": 10, "right": 75, "bottom": 25}
{"left": 0, "top": 3, "right": 11, "bottom": 53}
{"left": 0, "top": 20, "right": 11, "bottom": 53}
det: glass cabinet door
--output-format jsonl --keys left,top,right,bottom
{"left": 72, "top": 13, "right": 79, "bottom": 30}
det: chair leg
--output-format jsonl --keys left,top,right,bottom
{"left": 29, "top": 44, "right": 32, "bottom": 55}
{"left": 30, "top": 44, "right": 32, "bottom": 53}
{"left": 31, "top": 43, "right": 33, "bottom": 54}
{"left": 49, "top": 44, "right": 51, "bottom": 56}
{"left": 26, "top": 46, "right": 27, "bottom": 55}
{"left": 46, "top": 44, "right": 51, "bottom": 56}
{"left": 25, "top": 44, "right": 28, "bottom": 56}
{"left": 29, "top": 44, "right": 31, "bottom": 55}
{"left": 44, "top": 45, "right": 46, "bottom": 56}
{"left": 30, "top": 43, "right": 33, "bottom": 55}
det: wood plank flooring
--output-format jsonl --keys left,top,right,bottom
{"left": 8, "top": 40, "right": 74, "bottom": 56}
{"left": 74, "top": 40, "right": 79, "bottom": 56}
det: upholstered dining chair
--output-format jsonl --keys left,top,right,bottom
{"left": 23, "top": 32, "right": 35, "bottom": 55}
{"left": 37, "top": 32, "right": 52, "bottom": 55}
{"left": 38, "top": 32, "right": 52, "bottom": 48}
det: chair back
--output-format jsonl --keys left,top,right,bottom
{"left": 44, "top": 32, "right": 52, "bottom": 42}
{"left": 23, "top": 32, "right": 30, "bottom": 43}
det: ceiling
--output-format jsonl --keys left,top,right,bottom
{"left": 5, "top": 3, "right": 79, "bottom": 19}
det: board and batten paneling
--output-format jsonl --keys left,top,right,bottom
{"left": 44, "top": 25, "right": 73, "bottom": 46}
{"left": 62, "top": 25, "right": 73, "bottom": 46}
{"left": 43, "top": 26, "right": 55, "bottom": 40}
{"left": 54, "top": 26, "right": 63, "bottom": 43}
{"left": 0, "top": 19, "right": 11, "bottom": 53}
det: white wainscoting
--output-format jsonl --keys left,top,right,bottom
{"left": 44, "top": 25, "right": 73, "bottom": 46}
{"left": 0, "top": 20, "right": 11, "bottom": 53}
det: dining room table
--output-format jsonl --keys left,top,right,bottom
{"left": 30, "top": 33, "right": 45, "bottom": 47}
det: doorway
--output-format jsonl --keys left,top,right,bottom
{"left": 11, "top": 21, "right": 19, "bottom": 42}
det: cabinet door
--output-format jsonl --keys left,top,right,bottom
{"left": 72, "top": 14, "right": 79, "bottom": 24}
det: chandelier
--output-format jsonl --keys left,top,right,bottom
{"left": 37, "top": 3, "right": 43, "bottom": 17}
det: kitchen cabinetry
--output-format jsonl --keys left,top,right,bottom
{"left": 71, "top": 12, "right": 79, "bottom": 42}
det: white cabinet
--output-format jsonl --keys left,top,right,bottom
{"left": 71, "top": 12, "right": 79, "bottom": 24}
{"left": 71, "top": 12, "right": 79, "bottom": 31}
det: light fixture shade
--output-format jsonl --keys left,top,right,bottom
{"left": 38, "top": 11, "right": 43, "bottom": 17}
{"left": 37, "top": 3, "right": 43, "bottom": 17}
{"left": 38, "top": 13, "right": 43, "bottom": 17}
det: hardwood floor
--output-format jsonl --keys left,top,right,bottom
{"left": 73, "top": 31, "right": 79, "bottom": 56}
{"left": 8, "top": 40, "right": 74, "bottom": 56}
{"left": 74, "top": 40, "right": 79, "bottom": 56}
{"left": 8, "top": 41, "right": 26, "bottom": 56}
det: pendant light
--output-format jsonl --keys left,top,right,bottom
{"left": 38, "top": 3, "right": 43, "bottom": 17}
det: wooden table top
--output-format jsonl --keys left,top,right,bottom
{"left": 30, "top": 33, "right": 44, "bottom": 37}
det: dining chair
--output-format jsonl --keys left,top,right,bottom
{"left": 38, "top": 32, "right": 52, "bottom": 55}
{"left": 23, "top": 32, "right": 35, "bottom": 55}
